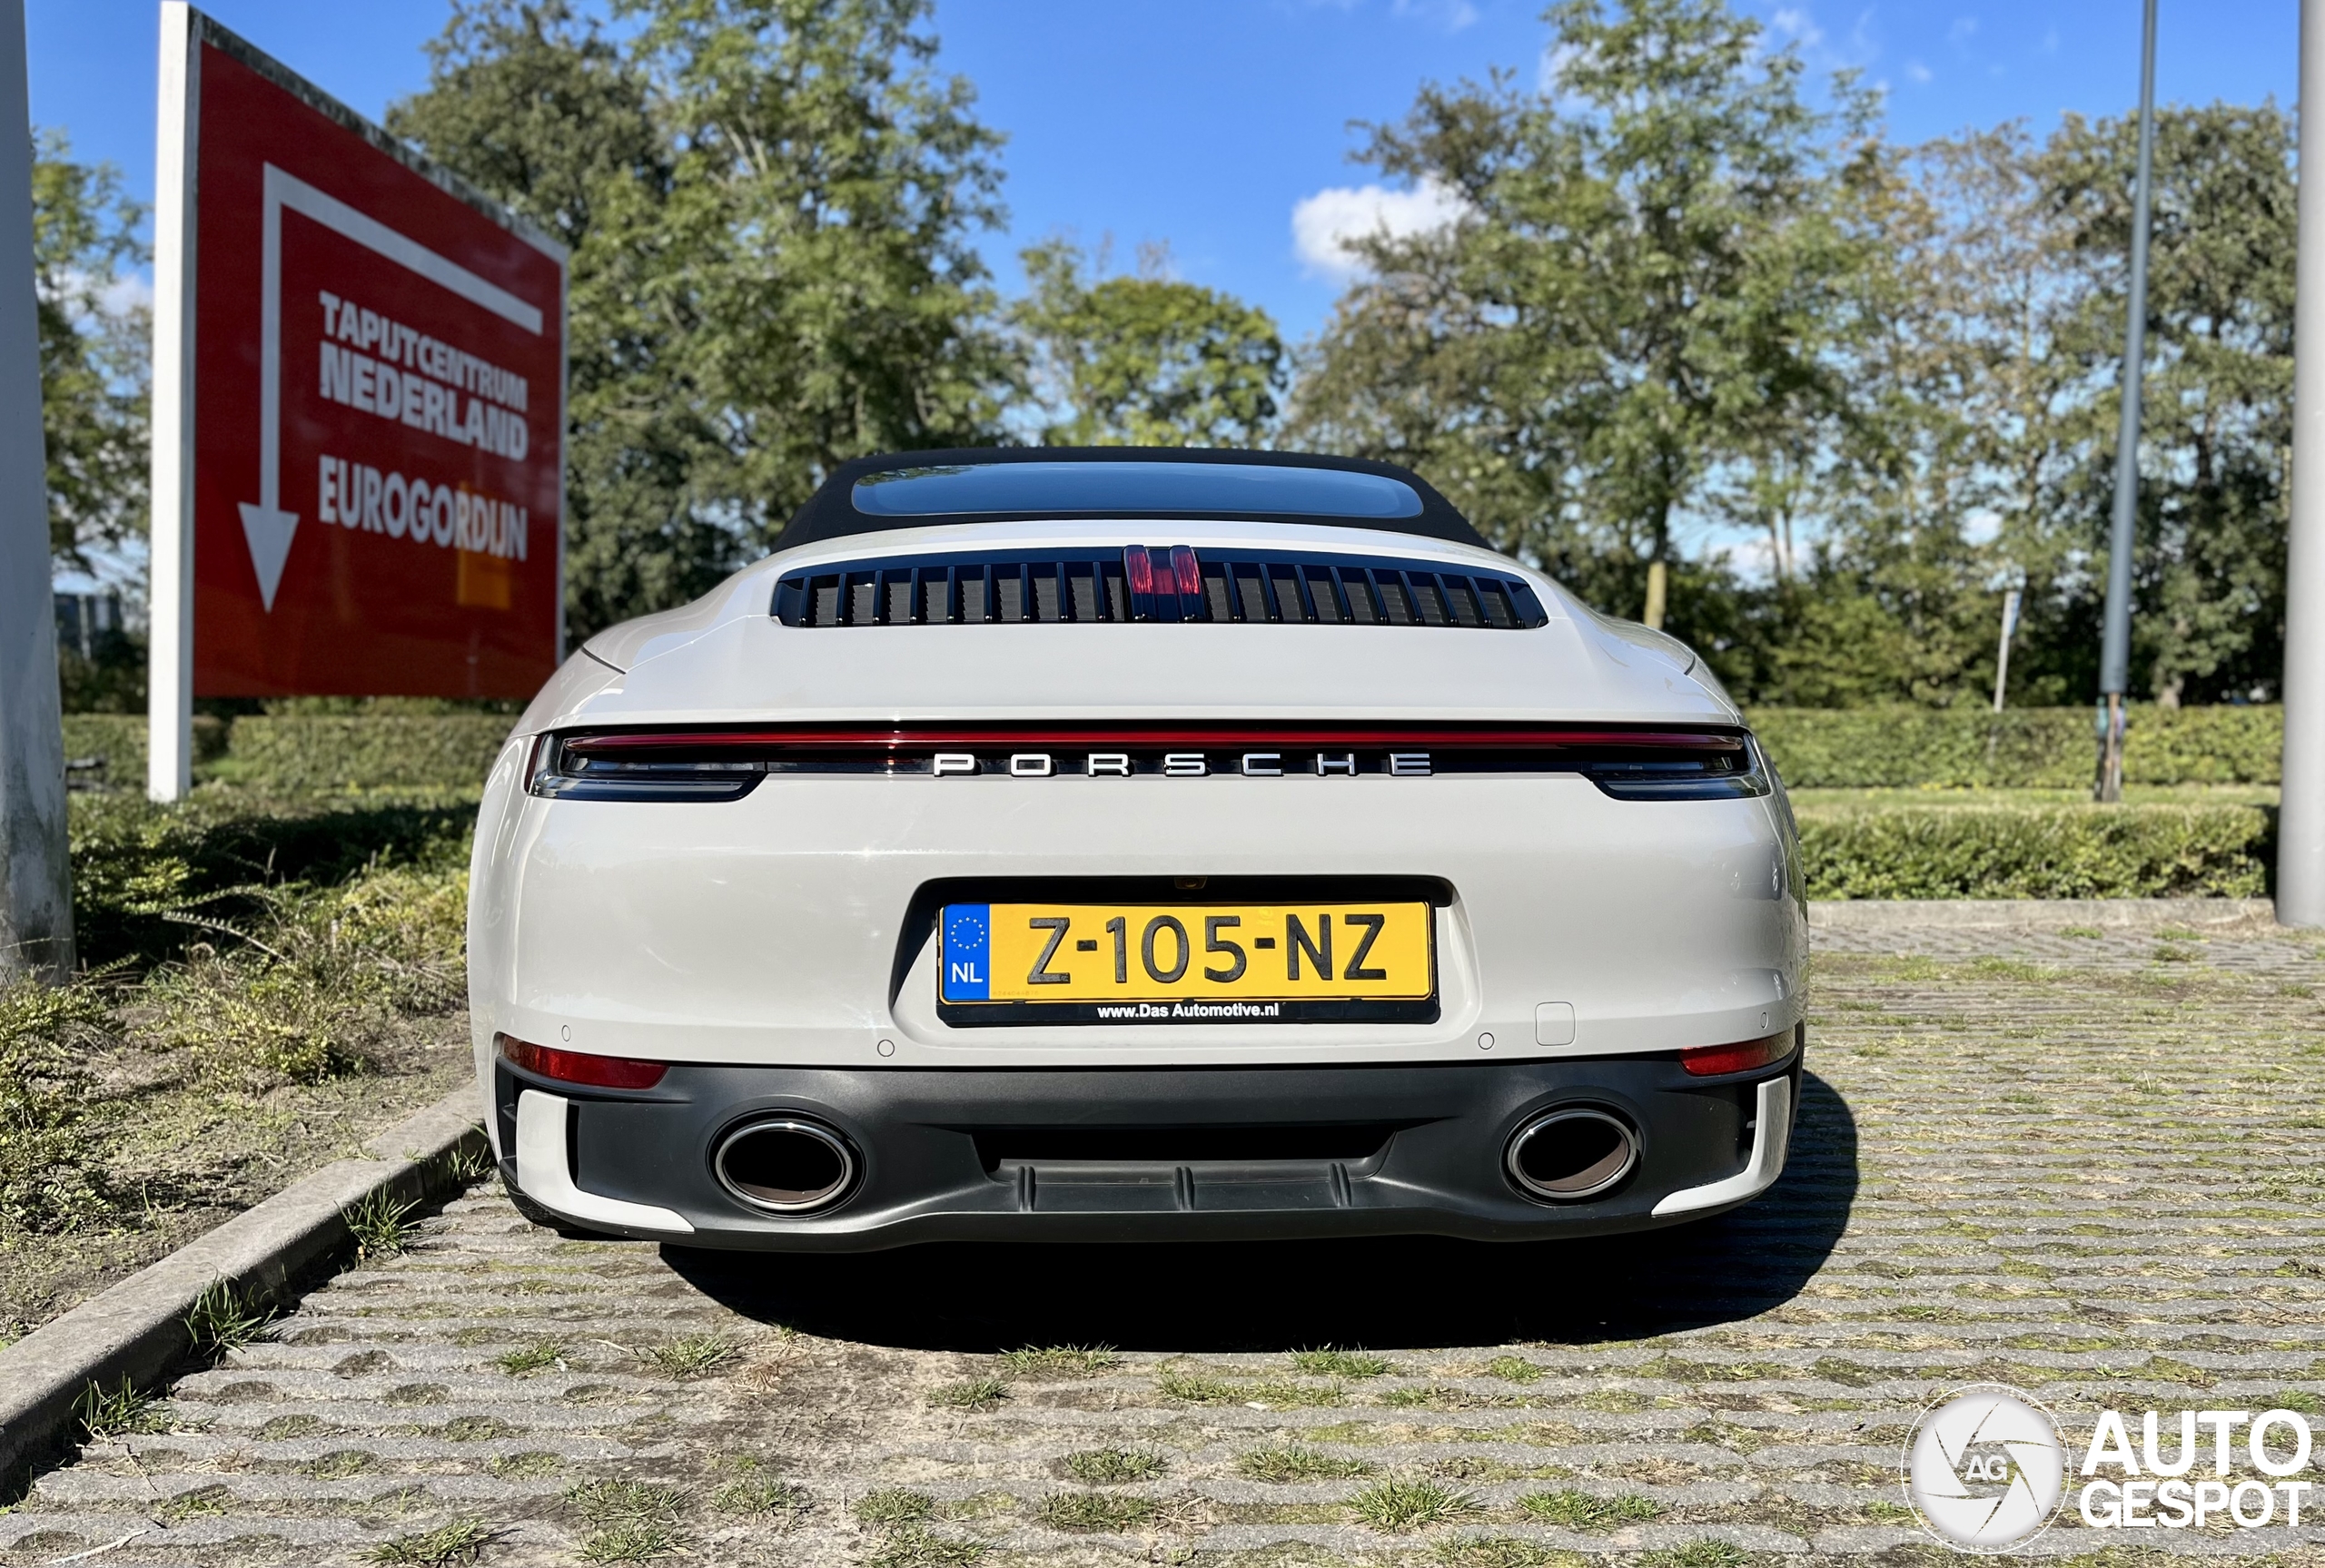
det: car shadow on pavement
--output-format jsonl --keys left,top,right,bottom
{"left": 666, "top": 1070, "right": 1857, "bottom": 1353}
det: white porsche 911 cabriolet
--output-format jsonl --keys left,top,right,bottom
{"left": 470, "top": 448, "right": 1805, "bottom": 1247}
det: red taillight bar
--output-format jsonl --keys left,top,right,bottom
{"left": 1679, "top": 1030, "right": 1795, "bottom": 1077}
{"left": 499, "top": 1033, "right": 668, "bottom": 1090}
{"left": 564, "top": 725, "right": 1747, "bottom": 757}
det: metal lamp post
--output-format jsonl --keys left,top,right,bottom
{"left": 2096, "top": 0, "right": 2160, "bottom": 804}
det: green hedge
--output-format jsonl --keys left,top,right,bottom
{"left": 218, "top": 714, "right": 514, "bottom": 793}
{"left": 1796, "top": 801, "right": 2273, "bottom": 900}
{"left": 59, "top": 715, "right": 228, "bottom": 789}
{"left": 1747, "top": 705, "right": 2281, "bottom": 788}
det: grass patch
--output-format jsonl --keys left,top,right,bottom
{"left": 489, "top": 1451, "right": 561, "bottom": 1478}
{"left": 997, "top": 1344, "right": 1120, "bottom": 1378}
{"left": 1063, "top": 1446, "right": 1169, "bottom": 1484}
{"left": 866, "top": 1524, "right": 988, "bottom": 1568}
{"left": 642, "top": 1334, "right": 735, "bottom": 1379}
{"left": 1519, "top": 1490, "right": 1663, "bottom": 1529}
{"left": 495, "top": 1340, "right": 563, "bottom": 1376}
{"left": 929, "top": 1375, "right": 1008, "bottom": 1410}
{"left": 712, "top": 1459, "right": 809, "bottom": 1520}
{"left": 184, "top": 1278, "right": 271, "bottom": 1356}
{"left": 1643, "top": 1542, "right": 1746, "bottom": 1568}
{"left": 1291, "top": 1347, "right": 1394, "bottom": 1378}
{"left": 1035, "top": 1492, "right": 1157, "bottom": 1532}
{"left": 307, "top": 1450, "right": 376, "bottom": 1479}
{"left": 366, "top": 1518, "right": 500, "bottom": 1565}
{"left": 1157, "top": 1367, "right": 1342, "bottom": 1405}
{"left": 4, "top": 786, "right": 477, "bottom": 1342}
{"left": 1486, "top": 1356, "right": 1546, "bottom": 1383}
{"left": 569, "top": 1480, "right": 689, "bottom": 1563}
{"left": 855, "top": 1488, "right": 937, "bottom": 1527}
{"left": 343, "top": 1191, "right": 419, "bottom": 1261}
{"left": 1435, "top": 1538, "right": 1587, "bottom": 1568}
{"left": 1350, "top": 1479, "right": 1483, "bottom": 1532}
{"left": 74, "top": 1376, "right": 165, "bottom": 1439}
{"left": 1240, "top": 1445, "right": 1375, "bottom": 1482}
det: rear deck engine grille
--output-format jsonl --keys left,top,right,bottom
{"left": 772, "top": 547, "right": 1549, "bottom": 628}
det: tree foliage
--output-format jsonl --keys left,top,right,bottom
{"left": 1293, "top": 0, "right": 2296, "bottom": 708}
{"left": 1014, "top": 239, "right": 1284, "bottom": 447}
{"left": 35, "top": 131, "right": 147, "bottom": 572}
{"left": 389, "top": 0, "right": 1012, "bottom": 640}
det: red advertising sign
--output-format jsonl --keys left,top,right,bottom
{"left": 159, "top": 10, "right": 566, "bottom": 701}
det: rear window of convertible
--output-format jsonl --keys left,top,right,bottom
{"left": 851, "top": 461, "right": 1425, "bottom": 520}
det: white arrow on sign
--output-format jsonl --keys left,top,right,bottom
{"left": 241, "top": 163, "right": 546, "bottom": 611}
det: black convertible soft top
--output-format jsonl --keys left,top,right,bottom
{"left": 774, "top": 448, "right": 1490, "bottom": 551}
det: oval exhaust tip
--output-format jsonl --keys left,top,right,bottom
{"left": 714, "top": 1118, "right": 857, "bottom": 1215}
{"left": 1505, "top": 1107, "right": 1637, "bottom": 1202}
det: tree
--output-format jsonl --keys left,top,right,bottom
{"left": 33, "top": 131, "right": 147, "bottom": 572}
{"left": 1291, "top": 0, "right": 1874, "bottom": 646}
{"left": 2023, "top": 103, "right": 2296, "bottom": 706}
{"left": 1013, "top": 239, "right": 1283, "bottom": 447}
{"left": 390, "top": 0, "right": 1014, "bottom": 640}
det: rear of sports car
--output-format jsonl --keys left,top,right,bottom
{"left": 469, "top": 451, "right": 1806, "bottom": 1248}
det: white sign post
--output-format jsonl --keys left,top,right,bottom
{"left": 0, "top": 0, "right": 74, "bottom": 975}
{"left": 2285, "top": 0, "right": 2325, "bottom": 926}
{"left": 147, "top": 2, "right": 195, "bottom": 801}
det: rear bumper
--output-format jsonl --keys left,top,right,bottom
{"left": 494, "top": 1042, "right": 1800, "bottom": 1249}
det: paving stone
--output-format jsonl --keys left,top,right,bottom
{"left": 6, "top": 917, "right": 2325, "bottom": 1565}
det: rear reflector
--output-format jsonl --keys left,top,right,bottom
{"left": 1679, "top": 1029, "right": 1794, "bottom": 1077}
{"left": 499, "top": 1033, "right": 668, "bottom": 1090}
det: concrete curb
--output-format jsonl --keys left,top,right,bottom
{"left": 0, "top": 1088, "right": 485, "bottom": 1486}
{"left": 1809, "top": 896, "right": 2280, "bottom": 932}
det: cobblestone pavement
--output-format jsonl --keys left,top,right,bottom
{"left": 6, "top": 915, "right": 2325, "bottom": 1568}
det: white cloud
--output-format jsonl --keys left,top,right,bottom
{"left": 1392, "top": 0, "right": 1479, "bottom": 29}
{"left": 1291, "top": 178, "right": 1470, "bottom": 281}
{"left": 1770, "top": 7, "right": 1825, "bottom": 46}
{"left": 1905, "top": 59, "right": 1933, "bottom": 82}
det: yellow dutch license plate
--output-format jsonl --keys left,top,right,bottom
{"left": 936, "top": 902, "right": 1438, "bottom": 1025}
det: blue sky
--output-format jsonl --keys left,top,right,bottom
{"left": 26, "top": 0, "right": 2300, "bottom": 343}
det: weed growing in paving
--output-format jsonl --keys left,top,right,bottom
{"left": 1434, "top": 1538, "right": 1585, "bottom": 1568}
{"left": 997, "top": 1344, "right": 1121, "bottom": 1378}
{"left": 1159, "top": 1368, "right": 1344, "bottom": 1406}
{"left": 344, "top": 1190, "right": 420, "bottom": 1259}
{"left": 929, "top": 1375, "right": 1008, "bottom": 1410}
{"left": 713, "top": 1457, "right": 809, "bottom": 1521}
{"left": 1239, "top": 1445, "right": 1375, "bottom": 1482}
{"left": 867, "top": 1524, "right": 988, "bottom": 1568}
{"left": 643, "top": 1334, "right": 734, "bottom": 1379}
{"left": 495, "top": 1339, "right": 564, "bottom": 1376}
{"left": 489, "top": 1452, "right": 563, "bottom": 1478}
{"left": 1291, "top": 1347, "right": 1393, "bottom": 1378}
{"left": 1486, "top": 1356, "right": 1546, "bottom": 1383}
{"left": 1519, "top": 1490, "right": 1662, "bottom": 1529}
{"left": 1036, "top": 1492, "right": 1157, "bottom": 1532}
{"left": 440, "top": 1140, "right": 496, "bottom": 1183}
{"left": 1644, "top": 1542, "right": 1746, "bottom": 1568}
{"left": 307, "top": 1451, "right": 376, "bottom": 1479}
{"left": 1063, "top": 1446, "right": 1169, "bottom": 1484}
{"left": 74, "top": 1376, "right": 164, "bottom": 1440}
{"left": 183, "top": 1279, "right": 271, "bottom": 1356}
{"left": 366, "top": 1516, "right": 500, "bottom": 1566}
{"left": 1350, "top": 1479, "right": 1482, "bottom": 1532}
{"left": 569, "top": 1479, "right": 689, "bottom": 1563}
{"left": 160, "top": 1484, "right": 228, "bottom": 1521}
{"left": 855, "top": 1488, "right": 937, "bottom": 1526}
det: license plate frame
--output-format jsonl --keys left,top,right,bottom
{"left": 935, "top": 900, "right": 1440, "bottom": 1026}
